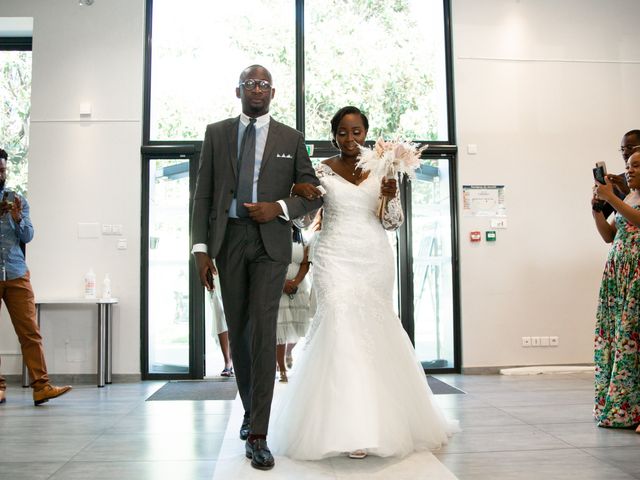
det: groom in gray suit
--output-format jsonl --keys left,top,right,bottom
{"left": 191, "top": 65, "right": 321, "bottom": 470}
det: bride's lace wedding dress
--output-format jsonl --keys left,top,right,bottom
{"left": 270, "top": 163, "right": 457, "bottom": 460}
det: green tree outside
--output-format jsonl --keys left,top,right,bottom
{"left": 151, "top": 0, "right": 445, "bottom": 144}
{"left": 0, "top": 50, "right": 31, "bottom": 195}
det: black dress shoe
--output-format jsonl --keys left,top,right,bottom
{"left": 239, "top": 417, "right": 250, "bottom": 440}
{"left": 245, "top": 438, "right": 275, "bottom": 470}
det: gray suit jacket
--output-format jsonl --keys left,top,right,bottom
{"left": 191, "top": 116, "right": 322, "bottom": 264}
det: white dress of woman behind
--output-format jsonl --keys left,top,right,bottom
{"left": 270, "top": 107, "right": 457, "bottom": 460}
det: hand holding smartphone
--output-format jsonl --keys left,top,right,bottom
{"left": 593, "top": 161, "right": 607, "bottom": 185}
{"left": 2, "top": 190, "right": 15, "bottom": 206}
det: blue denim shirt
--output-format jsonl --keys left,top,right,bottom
{"left": 0, "top": 189, "right": 34, "bottom": 280}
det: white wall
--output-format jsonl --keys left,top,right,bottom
{"left": 453, "top": 0, "right": 640, "bottom": 368}
{"left": 1, "top": 0, "right": 637, "bottom": 375}
{"left": 0, "top": 0, "right": 144, "bottom": 375}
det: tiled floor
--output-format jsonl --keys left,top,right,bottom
{"left": 0, "top": 372, "right": 638, "bottom": 479}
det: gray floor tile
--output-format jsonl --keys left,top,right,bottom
{"left": 440, "top": 406, "right": 525, "bottom": 428}
{"left": 0, "top": 435, "right": 99, "bottom": 462}
{"left": 436, "top": 448, "right": 636, "bottom": 480}
{"left": 583, "top": 446, "right": 640, "bottom": 478}
{"left": 0, "top": 414, "right": 119, "bottom": 435}
{"left": 433, "top": 393, "right": 492, "bottom": 410}
{"left": 535, "top": 422, "right": 640, "bottom": 448}
{"left": 106, "top": 412, "right": 230, "bottom": 434}
{"left": 128, "top": 399, "right": 233, "bottom": 416}
{"left": 1, "top": 373, "right": 629, "bottom": 479}
{"left": 48, "top": 461, "right": 216, "bottom": 480}
{"left": 500, "top": 403, "right": 595, "bottom": 425}
{"left": 437, "top": 424, "right": 573, "bottom": 454}
{"left": 477, "top": 389, "right": 594, "bottom": 407}
{"left": 0, "top": 462, "right": 64, "bottom": 480}
{"left": 72, "top": 432, "right": 225, "bottom": 461}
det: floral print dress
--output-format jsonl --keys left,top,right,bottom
{"left": 594, "top": 207, "right": 640, "bottom": 427}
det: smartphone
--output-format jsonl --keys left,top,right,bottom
{"left": 593, "top": 161, "right": 607, "bottom": 185}
{"left": 2, "top": 190, "right": 15, "bottom": 205}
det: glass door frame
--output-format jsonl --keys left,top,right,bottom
{"left": 140, "top": 145, "right": 205, "bottom": 380}
{"left": 140, "top": 0, "right": 461, "bottom": 377}
{"left": 397, "top": 150, "right": 461, "bottom": 374}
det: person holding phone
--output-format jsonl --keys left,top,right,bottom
{"left": 591, "top": 150, "right": 640, "bottom": 432}
{"left": 0, "top": 148, "right": 72, "bottom": 406}
{"left": 596, "top": 130, "right": 640, "bottom": 217}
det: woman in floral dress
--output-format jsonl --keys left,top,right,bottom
{"left": 592, "top": 151, "right": 640, "bottom": 431}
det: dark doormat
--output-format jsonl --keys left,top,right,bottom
{"left": 427, "top": 376, "right": 465, "bottom": 395}
{"left": 146, "top": 378, "right": 238, "bottom": 401}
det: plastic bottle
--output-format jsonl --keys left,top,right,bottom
{"left": 102, "top": 273, "right": 112, "bottom": 300}
{"left": 84, "top": 268, "right": 96, "bottom": 299}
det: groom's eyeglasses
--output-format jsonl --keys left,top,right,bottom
{"left": 239, "top": 79, "right": 272, "bottom": 92}
{"left": 619, "top": 144, "right": 640, "bottom": 153}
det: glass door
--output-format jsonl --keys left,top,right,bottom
{"left": 401, "top": 154, "right": 460, "bottom": 372}
{"left": 141, "top": 146, "right": 204, "bottom": 379}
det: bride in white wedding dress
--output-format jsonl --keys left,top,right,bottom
{"left": 270, "top": 106, "right": 458, "bottom": 461}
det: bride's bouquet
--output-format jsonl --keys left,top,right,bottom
{"left": 357, "top": 138, "right": 428, "bottom": 219}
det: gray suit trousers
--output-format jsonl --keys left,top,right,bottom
{"left": 216, "top": 219, "right": 288, "bottom": 435}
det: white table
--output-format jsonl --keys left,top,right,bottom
{"left": 21, "top": 298, "right": 118, "bottom": 388}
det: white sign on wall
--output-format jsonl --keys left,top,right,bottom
{"left": 462, "top": 185, "right": 506, "bottom": 217}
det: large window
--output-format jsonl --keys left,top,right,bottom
{"left": 143, "top": 0, "right": 460, "bottom": 375}
{"left": 149, "top": 0, "right": 295, "bottom": 141}
{"left": 147, "top": 0, "right": 449, "bottom": 144}
{"left": 304, "top": 0, "right": 448, "bottom": 142}
{"left": 0, "top": 40, "right": 32, "bottom": 194}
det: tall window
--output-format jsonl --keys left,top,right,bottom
{"left": 147, "top": 0, "right": 449, "bottom": 144}
{"left": 0, "top": 40, "right": 32, "bottom": 194}
{"left": 149, "top": 0, "right": 295, "bottom": 141}
{"left": 304, "top": 0, "right": 448, "bottom": 142}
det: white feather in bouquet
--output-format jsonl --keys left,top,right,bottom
{"left": 356, "top": 137, "right": 428, "bottom": 180}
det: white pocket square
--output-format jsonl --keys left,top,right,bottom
{"left": 276, "top": 153, "right": 293, "bottom": 159}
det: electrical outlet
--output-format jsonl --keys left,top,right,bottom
{"left": 550, "top": 336, "right": 559, "bottom": 346}
{"left": 540, "top": 336, "right": 550, "bottom": 347}
{"left": 522, "top": 336, "right": 531, "bottom": 347}
{"left": 531, "top": 336, "right": 541, "bottom": 347}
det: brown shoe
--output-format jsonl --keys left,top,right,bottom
{"left": 0, "top": 390, "right": 5, "bottom": 404}
{"left": 33, "top": 384, "right": 72, "bottom": 406}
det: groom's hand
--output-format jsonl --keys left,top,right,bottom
{"left": 244, "top": 202, "right": 283, "bottom": 223}
{"left": 194, "top": 252, "right": 217, "bottom": 290}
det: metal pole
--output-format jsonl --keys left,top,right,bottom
{"left": 97, "top": 304, "right": 106, "bottom": 387}
{"left": 105, "top": 303, "right": 112, "bottom": 384}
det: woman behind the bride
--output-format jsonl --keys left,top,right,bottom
{"left": 270, "top": 106, "right": 458, "bottom": 460}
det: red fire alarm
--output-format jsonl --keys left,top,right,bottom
{"left": 470, "top": 231, "right": 482, "bottom": 242}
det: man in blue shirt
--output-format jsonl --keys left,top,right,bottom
{"left": 0, "top": 148, "right": 71, "bottom": 406}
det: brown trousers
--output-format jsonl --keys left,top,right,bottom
{"left": 0, "top": 272, "right": 49, "bottom": 391}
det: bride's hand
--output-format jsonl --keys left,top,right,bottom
{"left": 283, "top": 280, "right": 298, "bottom": 295}
{"left": 380, "top": 178, "right": 397, "bottom": 199}
{"left": 292, "top": 183, "right": 323, "bottom": 200}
